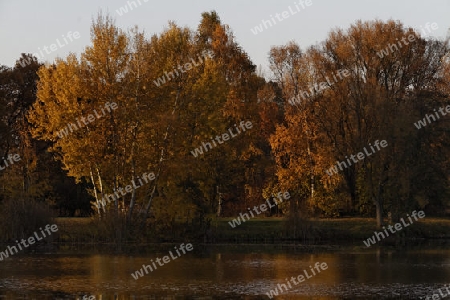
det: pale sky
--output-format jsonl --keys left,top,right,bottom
{"left": 0, "top": 0, "right": 449, "bottom": 74}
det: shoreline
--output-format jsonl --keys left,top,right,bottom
{"left": 3, "top": 216, "right": 445, "bottom": 247}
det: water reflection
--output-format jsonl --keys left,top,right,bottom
{"left": 0, "top": 245, "right": 449, "bottom": 299}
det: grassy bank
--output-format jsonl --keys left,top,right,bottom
{"left": 53, "top": 216, "right": 450, "bottom": 246}
{"left": 212, "top": 217, "right": 450, "bottom": 245}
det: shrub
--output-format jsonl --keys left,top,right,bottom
{"left": 0, "top": 198, "right": 55, "bottom": 241}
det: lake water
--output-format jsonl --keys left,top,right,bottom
{"left": 0, "top": 244, "right": 449, "bottom": 299}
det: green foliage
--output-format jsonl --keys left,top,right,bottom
{"left": 149, "top": 179, "right": 210, "bottom": 240}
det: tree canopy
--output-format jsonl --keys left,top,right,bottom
{"left": 0, "top": 13, "right": 447, "bottom": 236}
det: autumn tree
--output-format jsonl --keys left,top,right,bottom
{"left": 268, "top": 20, "right": 450, "bottom": 227}
{"left": 28, "top": 14, "right": 137, "bottom": 225}
{"left": 28, "top": 11, "right": 267, "bottom": 239}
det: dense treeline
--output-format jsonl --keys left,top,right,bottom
{"left": 0, "top": 12, "right": 449, "bottom": 240}
{"left": 0, "top": 55, "right": 92, "bottom": 218}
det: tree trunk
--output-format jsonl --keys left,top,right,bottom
{"left": 143, "top": 88, "right": 181, "bottom": 220}
{"left": 90, "top": 167, "right": 103, "bottom": 216}
{"left": 375, "top": 196, "right": 383, "bottom": 228}
{"left": 128, "top": 157, "right": 137, "bottom": 222}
